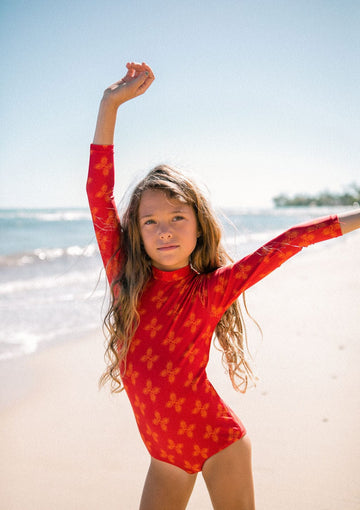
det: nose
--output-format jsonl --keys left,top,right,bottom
{"left": 159, "top": 231, "right": 172, "bottom": 241}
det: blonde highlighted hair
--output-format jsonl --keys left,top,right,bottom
{"left": 100, "top": 165, "right": 256, "bottom": 393}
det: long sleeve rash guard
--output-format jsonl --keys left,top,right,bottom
{"left": 87, "top": 144, "right": 342, "bottom": 473}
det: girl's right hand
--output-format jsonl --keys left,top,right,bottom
{"left": 102, "top": 62, "right": 155, "bottom": 108}
{"left": 93, "top": 62, "right": 154, "bottom": 144}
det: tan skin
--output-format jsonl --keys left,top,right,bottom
{"left": 138, "top": 190, "right": 199, "bottom": 272}
{"left": 93, "top": 62, "right": 360, "bottom": 510}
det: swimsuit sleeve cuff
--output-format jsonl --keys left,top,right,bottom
{"left": 90, "top": 143, "right": 114, "bottom": 152}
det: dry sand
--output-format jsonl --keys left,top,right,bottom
{"left": 1, "top": 231, "right": 359, "bottom": 509}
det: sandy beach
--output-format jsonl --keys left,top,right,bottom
{"left": 1, "top": 231, "right": 359, "bottom": 510}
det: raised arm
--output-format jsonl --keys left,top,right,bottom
{"left": 93, "top": 62, "right": 155, "bottom": 145}
{"left": 87, "top": 63, "right": 155, "bottom": 284}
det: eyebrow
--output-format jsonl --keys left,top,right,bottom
{"left": 139, "top": 209, "right": 188, "bottom": 220}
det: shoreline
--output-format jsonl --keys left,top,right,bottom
{"left": 1, "top": 231, "right": 359, "bottom": 509}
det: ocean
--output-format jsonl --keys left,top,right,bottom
{"left": 0, "top": 206, "right": 345, "bottom": 362}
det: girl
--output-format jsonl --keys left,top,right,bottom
{"left": 87, "top": 62, "right": 360, "bottom": 510}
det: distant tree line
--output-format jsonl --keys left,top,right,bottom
{"left": 273, "top": 183, "right": 360, "bottom": 207}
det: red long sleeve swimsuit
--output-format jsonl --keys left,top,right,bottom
{"left": 87, "top": 144, "right": 342, "bottom": 474}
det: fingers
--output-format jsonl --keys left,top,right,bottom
{"left": 142, "top": 62, "right": 155, "bottom": 80}
{"left": 126, "top": 61, "right": 145, "bottom": 71}
{"left": 133, "top": 73, "right": 154, "bottom": 98}
{"left": 126, "top": 61, "right": 155, "bottom": 79}
{"left": 126, "top": 62, "right": 144, "bottom": 77}
{"left": 125, "top": 61, "right": 155, "bottom": 96}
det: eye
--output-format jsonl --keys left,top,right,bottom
{"left": 143, "top": 219, "right": 156, "bottom": 226}
{"left": 173, "top": 215, "right": 185, "bottom": 222}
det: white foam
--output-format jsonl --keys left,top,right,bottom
{"left": 0, "top": 244, "right": 98, "bottom": 267}
{"left": 0, "top": 269, "right": 100, "bottom": 296}
{"left": 0, "top": 331, "right": 39, "bottom": 360}
{"left": 0, "top": 209, "right": 91, "bottom": 222}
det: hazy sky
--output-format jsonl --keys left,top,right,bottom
{"left": 1, "top": 0, "right": 359, "bottom": 208}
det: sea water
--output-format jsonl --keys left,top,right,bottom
{"left": 0, "top": 206, "right": 343, "bottom": 362}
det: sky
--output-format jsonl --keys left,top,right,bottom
{"left": 0, "top": 0, "right": 359, "bottom": 209}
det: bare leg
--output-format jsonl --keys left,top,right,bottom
{"left": 139, "top": 457, "right": 198, "bottom": 510}
{"left": 202, "top": 435, "right": 255, "bottom": 510}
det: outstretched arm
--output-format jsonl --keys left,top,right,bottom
{"left": 208, "top": 208, "right": 359, "bottom": 314}
{"left": 338, "top": 209, "right": 360, "bottom": 235}
{"left": 93, "top": 61, "right": 155, "bottom": 145}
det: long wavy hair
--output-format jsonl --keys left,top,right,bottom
{"left": 100, "top": 165, "right": 257, "bottom": 393}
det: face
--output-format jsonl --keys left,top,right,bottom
{"left": 138, "top": 189, "right": 199, "bottom": 271}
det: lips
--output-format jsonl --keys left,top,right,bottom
{"left": 157, "top": 244, "right": 179, "bottom": 251}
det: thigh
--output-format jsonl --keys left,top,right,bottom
{"left": 202, "top": 435, "right": 255, "bottom": 510}
{"left": 139, "top": 457, "right": 198, "bottom": 510}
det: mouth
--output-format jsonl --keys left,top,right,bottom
{"left": 157, "top": 244, "right": 179, "bottom": 252}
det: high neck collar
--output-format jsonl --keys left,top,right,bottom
{"left": 152, "top": 264, "right": 194, "bottom": 282}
